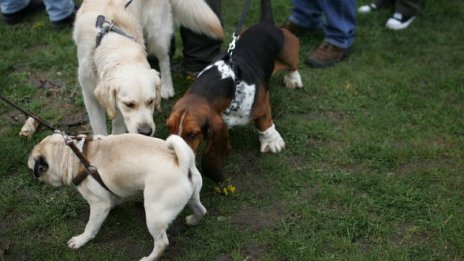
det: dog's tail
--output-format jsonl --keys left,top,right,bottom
{"left": 260, "top": 0, "right": 274, "bottom": 24}
{"left": 166, "top": 135, "right": 197, "bottom": 178}
{"left": 170, "top": 0, "right": 224, "bottom": 40}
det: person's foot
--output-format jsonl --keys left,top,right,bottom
{"left": 385, "top": 12, "right": 416, "bottom": 30}
{"left": 281, "top": 20, "right": 320, "bottom": 36}
{"left": 51, "top": 5, "right": 79, "bottom": 30}
{"left": 51, "top": 12, "right": 75, "bottom": 30}
{"left": 358, "top": 3, "right": 378, "bottom": 14}
{"left": 306, "top": 41, "right": 352, "bottom": 68}
{"left": 2, "top": 0, "right": 44, "bottom": 25}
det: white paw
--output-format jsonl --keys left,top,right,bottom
{"left": 139, "top": 257, "right": 149, "bottom": 261}
{"left": 19, "top": 117, "right": 39, "bottom": 137}
{"left": 160, "top": 85, "right": 175, "bottom": 99}
{"left": 284, "top": 71, "right": 303, "bottom": 89}
{"left": 259, "top": 124, "right": 286, "bottom": 153}
{"left": 260, "top": 137, "right": 285, "bottom": 153}
{"left": 185, "top": 215, "right": 200, "bottom": 226}
{"left": 67, "top": 234, "right": 90, "bottom": 249}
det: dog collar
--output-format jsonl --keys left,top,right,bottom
{"left": 95, "top": 15, "right": 136, "bottom": 48}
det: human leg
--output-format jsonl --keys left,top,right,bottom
{"left": 181, "top": 0, "right": 223, "bottom": 75}
{"left": 386, "top": 0, "right": 420, "bottom": 30}
{"left": 43, "top": 0, "right": 75, "bottom": 29}
{"left": 306, "top": 0, "right": 356, "bottom": 67}
{"left": 287, "top": 0, "right": 324, "bottom": 30}
{"left": 1, "top": 0, "right": 30, "bottom": 14}
{"left": 1, "top": 0, "right": 44, "bottom": 25}
{"left": 394, "top": 0, "right": 420, "bottom": 17}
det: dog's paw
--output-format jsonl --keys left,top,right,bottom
{"left": 161, "top": 86, "right": 175, "bottom": 99}
{"left": 19, "top": 117, "right": 39, "bottom": 137}
{"left": 67, "top": 235, "right": 89, "bottom": 249}
{"left": 284, "top": 71, "right": 303, "bottom": 89}
{"left": 259, "top": 124, "right": 286, "bottom": 153}
{"left": 139, "top": 257, "right": 149, "bottom": 261}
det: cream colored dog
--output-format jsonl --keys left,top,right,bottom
{"left": 28, "top": 133, "right": 207, "bottom": 260}
{"left": 74, "top": 0, "right": 161, "bottom": 136}
{"left": 73, "top": 0, "right": 223, "bottom": 137}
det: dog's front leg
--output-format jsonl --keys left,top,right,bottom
{"left": 79, "top": 68, "right": 108, "bottom": 135}
{"left": 111, "top": 111, "right": 126, "bottom": 134}
{"left": 254, "top": 99, "right": 286, "bottom": 153}
{"left": 157, "top": 53, "right": 174, "bottom": 99}
{"left": 67, "top": 202, "right": 111, "bottom": 249}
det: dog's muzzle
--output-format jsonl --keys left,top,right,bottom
{"left": 33, "top": 156, "right": 49, "bottom": 178}
{"left": 137, "top": 124, "right": 154, "bottom": 136}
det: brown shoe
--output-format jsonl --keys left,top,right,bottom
{"left": 281, "top": 20, "right": 319, "bottom": 36}
{"left": 306, "top": 41, "right": 352, "bottom": 68}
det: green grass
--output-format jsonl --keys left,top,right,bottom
{"left": 1, "top": 0, "right": 463, "bottom": 260}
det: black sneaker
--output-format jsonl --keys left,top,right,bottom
{"left": 2, "top": 0, "right": 44, "bottom": 25}
{"left": 51, "top": 11, "right": 75, "bottom": 30}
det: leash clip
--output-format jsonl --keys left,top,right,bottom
{"left": 227, "top": 33, "right": 239, "bottom": 56}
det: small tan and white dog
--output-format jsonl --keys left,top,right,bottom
{"left": 28, "top": 133, "right": 206, "bottom": 260}
{"left": 72, "top": 0, "right": 223, "bottom": 137}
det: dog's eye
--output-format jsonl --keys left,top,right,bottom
{"left": 146, "top": 99, "right": 154, "bottom": 106}
{"left": 186, "top": 132, "right": 197, "bottom": 140}
{"left": 124, "top": 102, "right": 135, "bottom": 108}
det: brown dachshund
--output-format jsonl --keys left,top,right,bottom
{"left": 167, "top": 0, "right": 303, "bottom": 182}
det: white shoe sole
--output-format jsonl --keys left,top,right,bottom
{"left": 358, "top": 4, "right": 376, "bottom": 14}
{"left": 386, "top": 16, "right": 416, "bottom": 30}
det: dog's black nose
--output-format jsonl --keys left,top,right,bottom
{"left": 137, "top": 126, "right": 153, "bottom": 136}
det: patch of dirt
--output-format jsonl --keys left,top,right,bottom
{"left": 391, "top": 223, "right": 426, "bottom": 246}
{"left": 231, "top": 201, "right": 287, "bottom": 232}
{"left": 216, "top": 253, "right": 232, "bottom": 261}
{"left": 0, "top": 215, "right": 26, "bottom": 261}
{"left": 241, "top": 242, "right": 266, "bottom": 261}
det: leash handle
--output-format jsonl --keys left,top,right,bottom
{"left": 0, "top": 94, "right": 57, "bottom": 131}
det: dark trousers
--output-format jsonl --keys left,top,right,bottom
{"left": 374, "top": 0, "right": 421, "bottom": 17}
{"left": 180, "top": 0, "right": 223, "bottom": 73}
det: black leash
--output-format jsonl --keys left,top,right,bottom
{"left": 226, "top": 0, "right": 252, "bottom": 57}
{"left": 0, "top": 94, "right": 114, "bottom": 194}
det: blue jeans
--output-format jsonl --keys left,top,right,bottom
{"left": 289, "top": 0, "right": 356, "bottom": 49}
{"left": 1, "top": 0, "right": 74, "bottom": 22}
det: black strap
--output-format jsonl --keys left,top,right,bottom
{"left": 124, "top": 0, "right": 133, "bottom": 9}
{"left": 225, "top": 0, "right": 252, "bottom": 57}
{"left": 234, "top": 0, "right": 252, "bottom": 36}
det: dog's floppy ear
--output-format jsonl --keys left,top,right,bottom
{"left": 201, "top": 113, "right": 231, "bottom": 182}
{"left": 152, "top": 69, "right": 162, "bottom": 112}
{"left": 33, "top": 156, "right": 49, "bottom": 178}
{"left": 94, "top": 79, "right": 117, "bottom": 120}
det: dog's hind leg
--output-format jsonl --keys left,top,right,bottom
{"left": 185, "top": 170, "right": 207, "bottom": 226}
{"left": 274, "top": 29, "right": 303, "bottom": 89}
{"left": 142, "top": 204, "right": 173, "bottom": 260}
{"left": 67, "top": 201, "right": 111, "bottom": 249}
